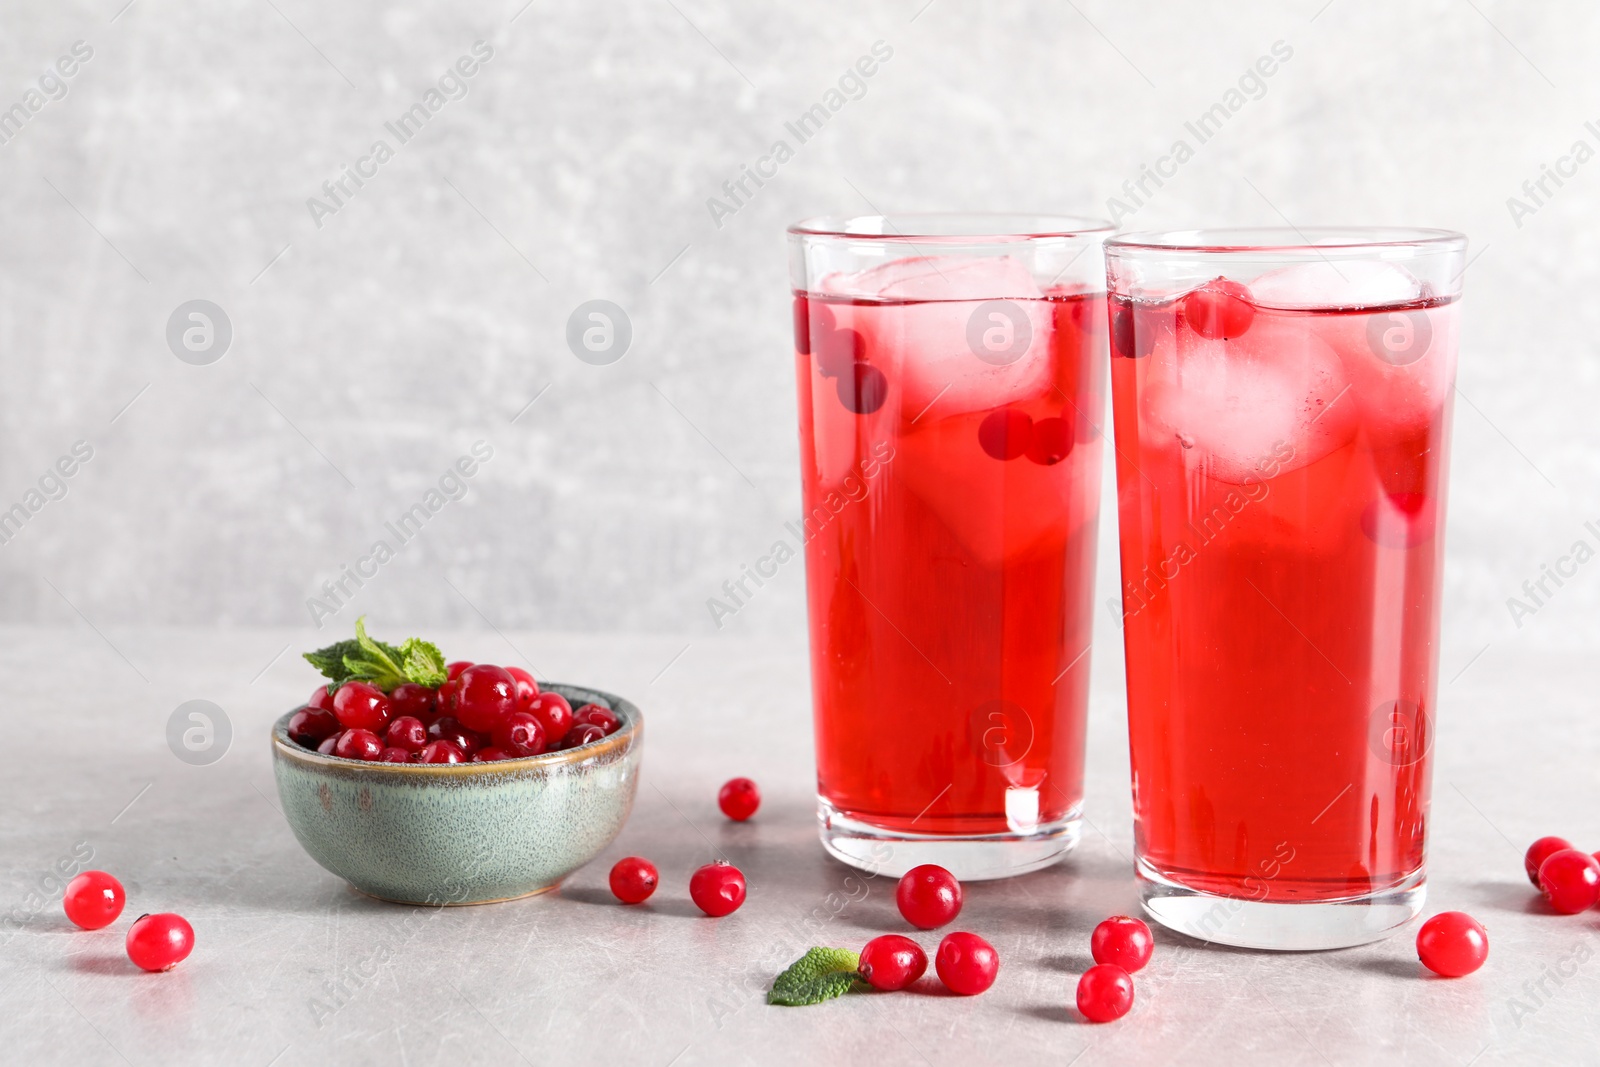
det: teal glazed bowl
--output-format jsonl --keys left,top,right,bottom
{"left": 272, "top": 683, "right": 641, "bottom": 905}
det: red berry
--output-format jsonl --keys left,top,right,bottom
{"left": 609, "top": 857, "right": 660, "bottom": 904}
{"left": 307, "top": 685, "right": 336, "bottom": 712}
{"left": 689, "top": 861, "right": 746, "bottom": 917}
{"left": 1182, "top": 277, "right": 1255, "bottom": 340}
{"left": 427, "top": 716, "right": 481, "bottom": 757}
{"left": 1416, "top": 911, "right": 1489, "bottom": 977}
{"left": 573, "top": 703, "right": 620, "bottom": 733}
{"left": 934, "top": 932, "right": 998, "bottom": 995}
{"left": 837, "top": 361, "right": 888, "bottom": 414}
{"left": 333, "top": 728, "right": 383, "bottom": 761}
{"left": 563, "top": 723, "right": 607, "bottom": 749}
{"left": 126, "top": 913, "right": 194, "bottom": 972}
{"left": 287, "top": 706, "right": 340, "bottom": 748}
{"left": 446, "top": 660, "right": 474, "bottom": 681}
{"left": 1076, "top": 963, "right": 1134, "bottom": 1022}
{"left": 454, "top": 665, "right": 517, "bottom": 733}
{"left": 1090, "top": 916, "right": 1154, "bottom": 973}
{"left": 815, "top": 323, "right": 862, "bottom": 380}
{"left": 897, "top": 864, "right": 963, "bottom": 930}
{"left": 529, "top": 692, "right": 575, "bottom": 744}
{"left": 472, "top": 747, "right": 510, "bottom": 762}
{"left": 1525, "top": 836, "right": 1575, "bottom": 886}
{"left": 384, "top": 716, "right": 428, "bottom": 754}
{"left": 1024, "top": 416, "right": 1073, "bottom": 466}
{"left": 378, "top": 747, "right": 411, "bottom": 763}
{"left": 63, "top": 871, "right": 125, "bottom": 930}
{"left": 858, "top": 934, "right": 927, "bottom": 991}
{"left": 389, "top": 683, "right": 438, "bottom": 721}
{"left": 316, "top": 735, "right": 338, "bottom": 755}
{"left": 977, "top": 409, "right": 1033, "bottom": 461}
{"left": 506, "top": 666, "right": 540, "bottom": 710}
{"left": 332, "top": 682, "right": 392, "bottom": 733}
{"left": 491, "top": 712, "right": 547, "bottom": 758}
{"left": 437, "top": 677, "right": 462, "bottom": 717}
{"left": 718, "top": 777, "right": 761, "bottom": 821}
{"left": 417, "top": 740, "right": 466, "bottom": 764}
{"left": 1538, "top": 849, "right": 1600, "bottom": 914}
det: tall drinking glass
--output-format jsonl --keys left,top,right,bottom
{"left": 787, "top": 215, "right": 1112, "bottom": 879}
{"left": 1104, "top": 228, "right": 1466, "bottom": 948}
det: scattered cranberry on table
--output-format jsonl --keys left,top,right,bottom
{"left": 858, "top": 934, "right": 927, "bottom": 991}
{"left": 897, "top": 864, "right": 963, "bottom": 930}
{"left": 126, "top": 913, "right": 195, "bottom": 973}
{"left": 1090, "top": 915, "right": 1154, "bottom": 973}
{"left": 1416, "top": 911, "right": 1489, "bottom": 977}
{"left": 935, "top": 931, "right": 998, "bottom": 995}
{"left": 718, "top": 778, "right": 761, "bottom": 822}
{"left": 1076, "top": 963, "right": 1134, "bottom": 1022}
{"left": 63, "top": 871, "right": 125, "bottom": 930}
{"left": 690, "top": 861, "right": 746, "bottom": 917}
{"left": 1537, "top": 849, "right": 1600, "bottom": 914}
{"left": 1525, "top": 836, "right": 1575, "bottom": 887}
{"left": 609, "top": 857, "right": 660, "bottom": 904}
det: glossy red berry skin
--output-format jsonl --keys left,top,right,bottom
{"left": 506, "top": 666, "right": 540, "bottom": 710}
{"left": 527, "top": 692, "right": 574, "bottom": 743}
{"left": 287, "top": 706, "right": 341, "bottom": 748}
{"left": 436, "top": 678, "right": 462, "bottom": 717}
{"left": 384, "top": 716, "right": 429, "bottom": 754}
{"left": 897, "top": 864, "right": 963, "bottom": 930}
{"left": 609, "top": 857, "right": 660, "bottom": 904}
{"left": 858, "top": 934, "right": 927, "bottom": 991}
{"left": 573, "top": 703, "right": 620, "bottom": 734}
{"left": 689, "top": 862, "right": 746, "bottom": 917}
{"left": 332, "top": 682, "right": 392, "bottom": 733}
{"left": 1090, "top": 916, "right": 1154, "bottom": 973}
{"left": 334, "top": 728, "right": 384, "bottom": 761}
{"left": 471, "top": 747, "right": 509, "bottom": 762}
{"left": 1076, "top": 964, "right": 1134, "bottom": 1021}
{"left": 717, "top": 777, "right": 761, "bottom": 821}
{"left": 417, "top": 740, "right": 466, "bottom": 764}
{"left": 455, "top": 665, "right": 518, "bottom": 733}
{"left": 445, "top": 660, "right": 474, "bottom": 681}
{"left": 1182, "top": 277, "right": 1255, "bottom": 340}
{"left": 389, "top": 683, "right": 437, "bottom": 722}
{"left": 1525, "top": 836, "right": 1575, "bottom": 886}
{"left": 1538, "top": 849, "right": 1600, "bottom": 914}
{"left": 491, "top": 712, "right": 547, "bottom": 758}
{"left": 63, "top": 871, "right": 125, "bottom": 930}
{"left": 1416, "top": 911, "right": 1489, "bottom": 977}
{"left": 126, "top": 913, "right": 194, "bottom": 972}
{"left": 378, "top": 747, "right": 411, "bottom": 763}
{"left": 316, "top": 735, "right": 339, "bottom": 755}
{"left": 935, "top": 932, "right": 998, "bottom": 995}
{"left": 427, "top": 717, "right": 481, "bottom": 756}
{"left": 563, "top": 723, "right": 606, "bottom": 749}
{"left": 307, "top": 685, "right": 336, "bottom": 712}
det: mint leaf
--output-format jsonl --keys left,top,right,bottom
{"left": 304, "top": 640, "right": 363, "bottom": 685}
{"left": 399, "top": 637, "right": 447, "bottom": 688}
{"left": 768, "top": 948, "right": 867, "bottom": 1006}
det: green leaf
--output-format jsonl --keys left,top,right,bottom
{"left": 399, "top": 637, "right": 448, "bottom": 688}
{"left": 304, "top": 640, "right": 363, "bottom": 685}
{"left": 767, "top": 948, "right": 867, "bottom": 1006}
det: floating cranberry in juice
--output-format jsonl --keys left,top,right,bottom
{"left": 1105, "top": 230, "right": 1467, "bottom": 949}
{"left": 788, "top": 215, "right": 1112, "bottom": 880}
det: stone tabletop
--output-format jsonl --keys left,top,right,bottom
{"left": 0, "top": 626, "right": 1591, "bottom": 1065}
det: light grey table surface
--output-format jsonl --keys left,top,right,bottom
{"left": 0, "top": 626, "right": 1590, "bottom": 1066}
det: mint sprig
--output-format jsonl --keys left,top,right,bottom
{"left": 303, "top": 616, "right": 448, "bottom": 691}
{"left": 768, "top": 947, "right": 868, "bottom": 1006}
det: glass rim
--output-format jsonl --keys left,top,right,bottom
{"left": 788, "top": 213, "right": 1116, "bottom": 241}
{"left": 1105, "top": 227, "right": 1467, "bottom": 255}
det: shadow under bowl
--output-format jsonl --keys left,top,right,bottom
{"left": 271, "top": 683, "right": 641, "bottom": 906}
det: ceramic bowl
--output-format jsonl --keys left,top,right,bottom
{"left": 271, "top": 683, "right": 641, "bottom": 905}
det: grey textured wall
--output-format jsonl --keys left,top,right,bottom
{"left": 0, "top": 0, "right": 1595, "bottom": 680}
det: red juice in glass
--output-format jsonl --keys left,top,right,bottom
{"left": 1104, "top": 228, "right": 1466, "bottom": 949}
{"left": 788, "top": 215, "right": 1111, "bottom": 880}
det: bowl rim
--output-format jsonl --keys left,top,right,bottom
{"left": 271, "top": 681, "right": 641, "bottom": 776}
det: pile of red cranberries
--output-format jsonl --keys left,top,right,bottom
{"left": 862, "top": 864, "right": 1000, "bottom": 996}
{"left": 288, "top": 661, "right": 621, "bottom": 764}
{"left": 62, "top": 869, "right": 194, "bottom": 973}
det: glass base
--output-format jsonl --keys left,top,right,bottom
{"left": 817, "top": 797, "right": 1080, "bottom": 881}
{"left": 1136, "top": 856, "right": 1426, "bottom": 950}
